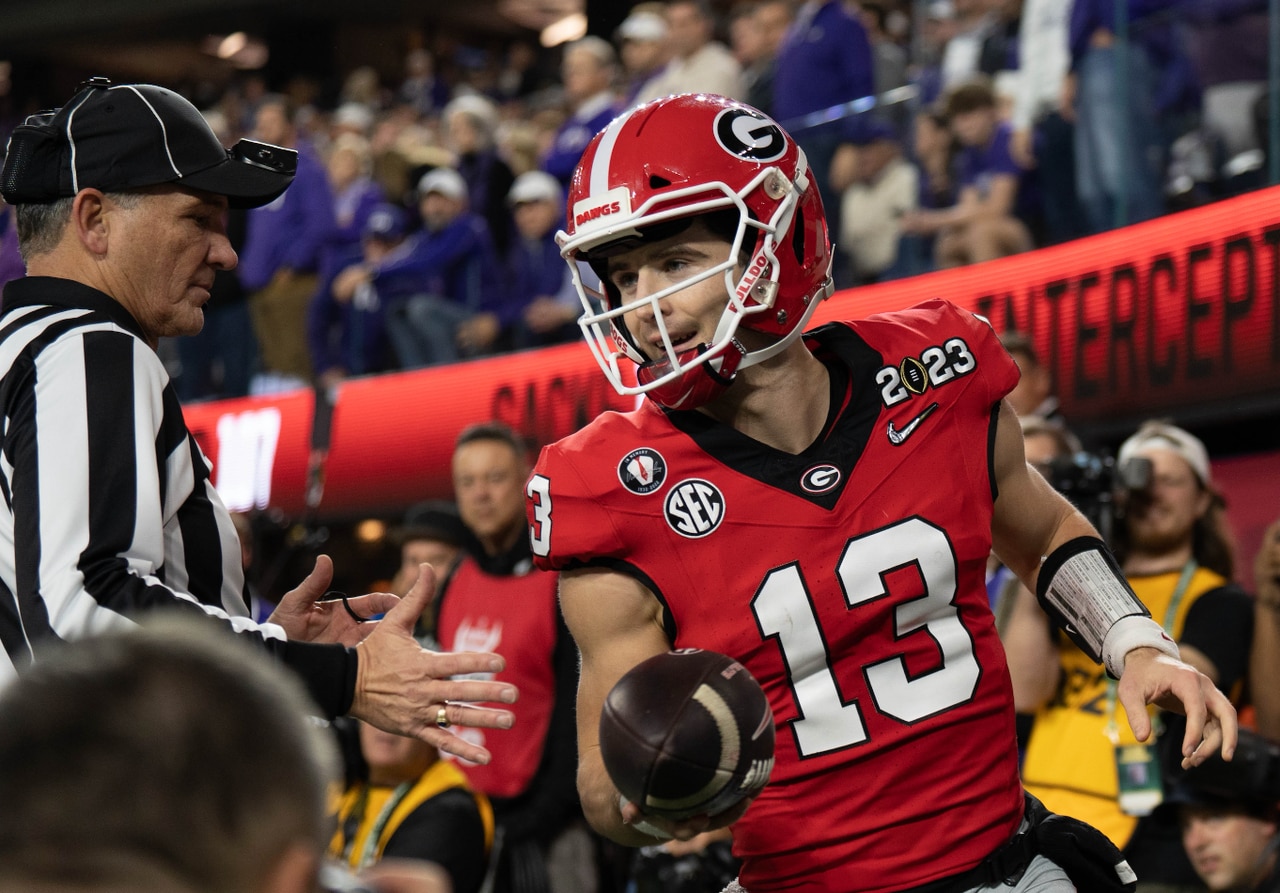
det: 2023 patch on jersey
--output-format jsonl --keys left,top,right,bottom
{"left": 529, "top": 300, "right": 1026, "bottom": 893}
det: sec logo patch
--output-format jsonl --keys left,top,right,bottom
{"left": 618, "top": 448, "right": 667, "bottom": 495}
{"left": 665, "top": 479, "right": 725, "bottom": 538}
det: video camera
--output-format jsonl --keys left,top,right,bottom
{"left": 1173, "top": 728, "right": 1280, "bottom": 810}
{"left": 1044, "top": 453, "right": 1153, "bottom": 545}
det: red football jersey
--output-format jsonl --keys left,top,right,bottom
{"left": 528, "top": 300, "right": 1024, "bottom": 892}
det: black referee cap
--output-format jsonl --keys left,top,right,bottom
{"left": 0, "top": 77, "right": 296, "bottom": 208}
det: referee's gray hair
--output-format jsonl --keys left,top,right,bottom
{"left": 16, "top": 192, "right": 144, "bottom": 262}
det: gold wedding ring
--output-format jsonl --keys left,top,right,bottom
{"left": 435, "top": 705, "right": 450, "bottom": 729}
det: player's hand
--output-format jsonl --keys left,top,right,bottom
{"left": 268, "top": 555, "right": 398, "bottom": 646}
{"left": 619, "top": 796, "right": 753, "bottom": 842}
{"left": 350, "top": 563, "right": 518, "bottom": 763}
{"left": 662, "top": 827, "right": 733, "bottom": 857}
{"left": 1116, "top": 647, "right": 1237, "bottom": 768}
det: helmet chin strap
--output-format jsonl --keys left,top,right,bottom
{"left": 637, "top": 340, "right": 748, "bottom": 410}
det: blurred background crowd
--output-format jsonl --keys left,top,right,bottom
{"left": 3, "top": 4, "right": 1280, "bottom": 892}
{"left": 1, "top": 0, "right": 1271, "bottom": 404}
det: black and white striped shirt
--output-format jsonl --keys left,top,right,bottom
{"left": 0, "top": 277, "right": 353, "bottom": 713}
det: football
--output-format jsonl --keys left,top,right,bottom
{"left": 599, "top": 648, "right": 776, "bottom": 822}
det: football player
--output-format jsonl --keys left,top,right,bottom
{"left": 525, "top": 93, "right": 1237, "bottom": 893}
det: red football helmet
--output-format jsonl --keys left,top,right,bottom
{"left": 558, "top": 93, "right": 833, "bottom": 409}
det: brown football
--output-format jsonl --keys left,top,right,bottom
{"left": 599, "top": 648, "right": 776, "bottom": 821}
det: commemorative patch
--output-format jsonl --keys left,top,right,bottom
{"left": 664, "top": 479, "right": 725, "bottom": 539}
{"left": 618, "top": 447, "right": 668, "bottom": 495}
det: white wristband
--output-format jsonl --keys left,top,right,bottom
{"left": 619, "top": 795, "right": 674, "bottom": 840}
{"left": 1102, "top": 615, "right": 1181, "bottom": 678}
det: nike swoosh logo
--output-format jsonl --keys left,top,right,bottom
{"left": 887, "top": 402, "right": 940, "bottom": 445}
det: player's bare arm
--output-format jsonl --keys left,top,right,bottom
{"left": 989, "top": 399, "right": 1236, "bottom": 764}
{"left": 559, "top": 566, "right": 747, "bottom": 845}
{"left": 989, "top": 399, "right": 1093, "bottom": 581}
{"left": 559, "top": 566, "right": 668, "bottom": 844}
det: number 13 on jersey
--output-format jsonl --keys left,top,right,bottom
{"left": 756, "top": 518, "right": 981, "bottom": 758}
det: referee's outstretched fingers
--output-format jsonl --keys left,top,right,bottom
{"left": 350, "top": 563, "right": 518, "bottom": 757}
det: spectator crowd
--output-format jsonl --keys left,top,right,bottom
{"left": 0, "top": 0, "right": 1266, "bottom": 403}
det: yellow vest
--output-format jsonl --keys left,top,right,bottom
{"left": 1021, "top": 566, "right": 1226, "bottom": 848}
{"left": 329, "top": 759, "right": 495, "bottom": 870}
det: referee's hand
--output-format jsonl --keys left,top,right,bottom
{"left": 350, "top": 563, "right": 519, "bottom": 763}
{"left": 268, "top": 555, "right": 397, "bottom": 646}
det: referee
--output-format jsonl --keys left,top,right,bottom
{"left": 0, "top": 78, "right": 517, "bottom": 758}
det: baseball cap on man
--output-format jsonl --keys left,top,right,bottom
{"left": 391, "top": 500, "right": 469, "bottom": 548}
{"left": 0, "top": 77, "right": 296, "bottom": 208}
{"left": 1117, "top": 421, "right": 1212, "bottom": 486}
{"left": 507, "top": 170, "right": 563, "bottom": 207}
{"left": 362, "top": 203, "right": 409, "bottom": 242}
{"left": 617, "top": 10, "right": 669, "bottom": 42}
{"left": 416, "top": 167, "right": 467, "bottom": 201}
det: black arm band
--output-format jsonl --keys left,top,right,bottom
{"left": 1034, "top": 535, "right": 1150, "bottom": 664}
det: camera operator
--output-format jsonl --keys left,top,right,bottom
{"left": 1009, "top": 421, "right": 1254, "bottom": 892}
{"left": 1170, "top": 727, "right": 1280, "bottom": 892}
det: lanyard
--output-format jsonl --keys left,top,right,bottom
{"left": 339, "top": 781, "right": 415, "bottom": 870}
{"left": 1104, "top": 561, "right": 1197, "bottom": 743}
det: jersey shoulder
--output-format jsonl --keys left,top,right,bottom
{"left": 822, "top": 298, "right": 1019, "bottom": 406}
{"left": 529, "top": 402, "right": 675, "bottom": 571}
{"left": 534, "top": 402, "right": 665, "bottom": 483}
{"left": 854, "top": 298, "right": 1001, "bottom": 345}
